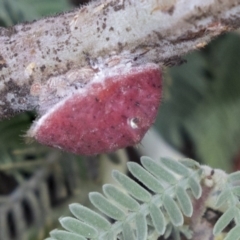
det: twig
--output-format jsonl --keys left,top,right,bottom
{"left": 0, "top": 0, "right": 240, "bottom": 118}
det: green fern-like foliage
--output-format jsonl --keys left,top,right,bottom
{"left": 45, "top": 157, "right": 203, "bottom": 240}
{"left": 213, "top": 171, "right": 240, "bottom": 240}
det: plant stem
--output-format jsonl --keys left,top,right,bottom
{"left": 0, "top": 0, "right": 240, "bottom": 118}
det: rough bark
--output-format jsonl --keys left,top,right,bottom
{"left": 0, "top": 0, "right": 240, "bottom": 119}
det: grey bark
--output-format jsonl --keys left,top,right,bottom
{"left": 0, "top": 0, "right": 240, "bottom": 118}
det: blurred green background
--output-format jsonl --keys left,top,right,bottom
{"left": 1, "top": 0, "right": 240, "bottom": 239}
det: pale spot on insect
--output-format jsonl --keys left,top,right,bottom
{"left": 128, "top": 117, "right": 140, "bottom": 129}
{"left": 25, "top": 62, "right": 36, "bottom": 78}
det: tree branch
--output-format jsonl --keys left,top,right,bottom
{"left": 0, "top": 0, "right": 240, "bottom": 119}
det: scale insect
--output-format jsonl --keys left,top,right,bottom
{"left": 28, "top": 63, "right": 162, "bottom": 155}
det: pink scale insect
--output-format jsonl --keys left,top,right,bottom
{"left": 28, "top": 60, "right": 162, "bottom": 156}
